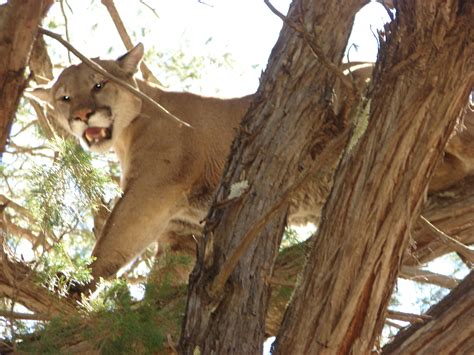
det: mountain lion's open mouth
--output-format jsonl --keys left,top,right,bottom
{"left": 83, "top": 127, "right": 112, "bottom": 145}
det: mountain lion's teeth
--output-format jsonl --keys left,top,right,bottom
{"left": 99, "top": 128, "right": 107, "bottom": 138}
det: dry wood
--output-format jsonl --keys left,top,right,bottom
{"left": 382, "top": 271, "right": 474, "bottom": 354}
{"left": 0, "top": 0, "right": 54, "bottom": 152}
{"left": 399, "top": 266, "right": 460, "bottom": 289}
{"left": 419, "top": 216, "right": 474, "bottom": 265}
{"left": 179, "top": 0, "right": 367, "bottom": 353}
{"left": 406, "top": 175, "right": 474, "bottom": 266}
{"left": 101, "top": 0, "right": 161, "bottom": 84}
{"left": 0, "top": 310, "right": 50, "bottom": 321}
{"left": 0, "top": 247, "right": 77, "bottom": 317}
{"left": 273, "top": 1, "right": 473, "bottom": 353}
{"left": 386, "top": 310, "right": 431, "bottom": 324}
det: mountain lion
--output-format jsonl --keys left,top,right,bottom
{"left": 32, "top": 44, "right": 359, "bottom": 287}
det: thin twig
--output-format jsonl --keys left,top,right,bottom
{"left": 263, "top": 0, "right": 288, "bottom": 23}
{"left": 385, "top": 319, "right": 403, "bottom": 329}
{"left": 100, "top": 0, "right": 161, "bottom": 84}
{"left": 59, "top": 0, "right": 72, "bottom": 63}
{"left": 400, "top": 265, "right": 460, "bottom": 289}
{"left": 419, "top": 216, "right": 474, "bottom": 265}
{"left": 38, "top": 27, "right": 191, "bottom": 128}
{"left": 0, "top": 195, "right": 35, "bottom": 223}
{"left": 209, "top": 129, "right": 350, "bottom": 295}
{"left": 138, "top": 0, "right": 160, "bottom": 18}
{"left": 386, "top": 310, "right": 432, "bottom": 324}
{"left": 0, "top": 310, "right": 50, "bottom": 321}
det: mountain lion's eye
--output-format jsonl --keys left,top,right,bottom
{"left": 93, "top": 81, "right": 107, "bottom": 91}
{"left": 62, "top": 95, "right": 71, "bottom": 102}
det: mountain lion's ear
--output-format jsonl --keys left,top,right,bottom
{"left": 117, "top": 43, "right": 144, "bottom": 74}
{"left": 24, "top": 87, "right": 52, "bottom": 104}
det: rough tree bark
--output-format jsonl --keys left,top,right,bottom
{"left": 0, "top": 1, "right": 472, "bottom": 353}
{"left": 179, "top": 0, "right": 368, "bottom": 353}
{"left": 405, "top": 175, "right": 474, "bottom": 266}
{"left": 273, "top": 1, "right": 473, "bottom": 353}
{"left": 0, "top": 248, "right": 76, "bottom": 317}
{"left": 0, "top": 0, "right": 54, "bottom": 152}
{"left": 382, "top": 270, "right": 474, "bottom": 354}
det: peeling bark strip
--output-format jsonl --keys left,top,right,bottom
{"left": 179, "top": 0, "right": 368, "bottom": 353}
{"left": 383, "top": 271, "right": 474, "bottom": 354}
{"left": 0, "top": 0, "right": 54, "bottom": 152}
{"left": 273, "top": 1, "right": 473, "bottom": 354}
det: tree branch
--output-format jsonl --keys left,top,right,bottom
{"left": 0, "top": 310, "right": 50, "bottom": 321}
{"left": 0, "top": 244, "right": 77, "bottom": 317}
{"left": 399, "top": 266, "right": 460, "bottom": 289}
{"left": 0, "top": 0, "right": 54, "bottom": 152}
{"left": 273, "top": 1, "right": 473, "bottom": 352}
{"left": 383, "top": 271, "right": 474, "bottom": 354}
{"left": 100, "top": 0, "right": 161, "bottom": 84}
{"left": 386, "top": 310, "right": 432, "bottom": 324}
{"left": 37, "top": 28, "right": 191, "bottom": 128}
{"left": 419, "top": 216, "right": 474, "bottom": 266}
{"left": 209, "top": 129, "right": 349, "bottom": 296}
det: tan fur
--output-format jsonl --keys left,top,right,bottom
{"left": 31, "top": 45, "right": 257, "bottom": 279}
{"left": 31, "top": 45, "right": 372, "bottom": 281}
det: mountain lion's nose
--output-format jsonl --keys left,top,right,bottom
{"left": 74, "top": 108, "right": 94, "bottom": 122}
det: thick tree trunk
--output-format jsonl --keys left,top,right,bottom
{"left": 179, "top": 0, "right": 367, "bottom": 353}
{"left": 0, "top": 0, "right": 53, "bottom": 152}
{"left": 382, "top": 270, "right": 474, "bottom": 354}
{"left": 273, "top": 1, "right": 473, "bottom": 354}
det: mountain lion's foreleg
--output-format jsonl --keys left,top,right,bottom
{"left": 89, "top": 177, "right": 186, "bottom": 280}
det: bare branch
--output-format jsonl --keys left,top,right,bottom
{"left": 0, "top": 195, "right": 35, "bottom": 224}
{"left": 419, "top": 216, "right": 474, "bottom": 266}
{"left": 0, "top": 244, "right": 76, "bottom": 317}
{"left": 38, "top": 28, "right": 191, "bottom": 128}
{"left": 138, "top": 0, "right": 160, "bottom": 18}
{"left": 399, "top": 266, "right": 460, "bottom": 289}
{"left": 384, "top": 320, "right": 403, "bottom": 329}
{"left": 59, "top": 0, "right": 72, "bottom": 63}
{"left": 386, "top": 310, "right": 432, "bottom": 324}
{"left": 100, "top": 0, "right": 161, "bottom": 84}
{"left": 383, "top": 271, "right": 474, "bottom": 353}
{"left": 0, "top": 310, "right": 50, "bottom": 321}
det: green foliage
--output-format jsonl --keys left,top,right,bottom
{"left": 280, "top": 227, "right": 307, "bottom": 250}
{"left": 19, "top": 253, "right": 190, "bottom": 353}
{"left": 26, "top": 137, "right": 119, "bottom": 234}
{"left": 19, "top": 315, "right": 83, "bottom": 354}
{"left": 146, "top": 46, "right": 235, "bottom": 92}
{"left": 85, "top": 281, "right": 167, "bottom": 354}
{"left": 36, "top": 243, "right": 93, "bottom": 296}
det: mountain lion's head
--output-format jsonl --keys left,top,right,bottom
{"left": 30, "top": 44, "right": 144, "bottom": 153}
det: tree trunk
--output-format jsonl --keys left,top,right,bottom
{"left": 382, "top": 270, "right": 474, "bottom": 354}
{"left": 0, "top": 0, "right": 53, "bottom": 152}
{"left": 179, "top": 0, "right": 368, "bottom": 353}
{"left": 273, "top": 1, "right": 473, "bottom": 353}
